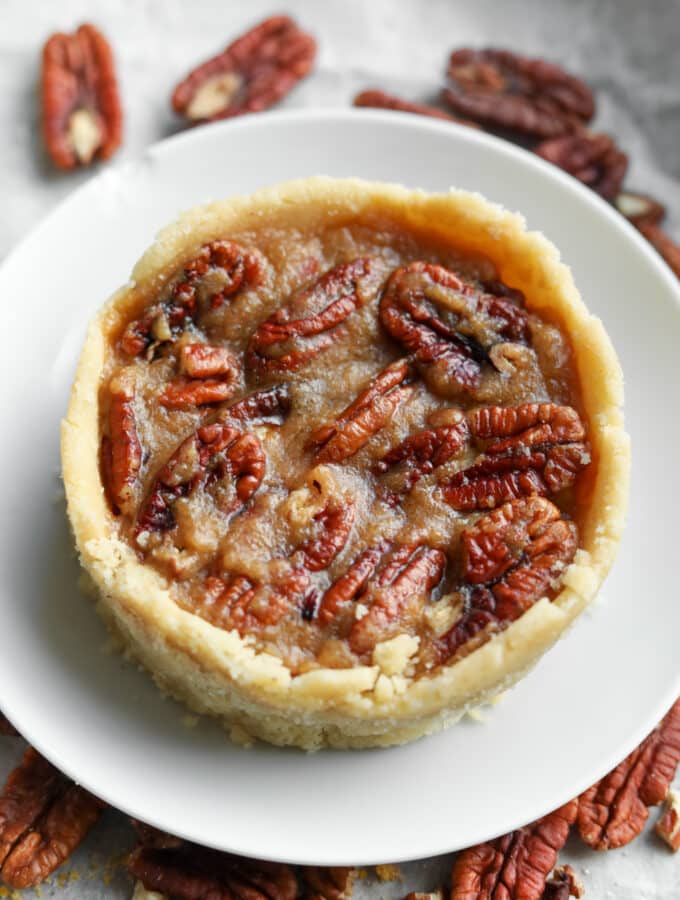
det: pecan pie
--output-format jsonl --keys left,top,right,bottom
{"left": 62, "top": 178, "right": 629, "bottom": 749}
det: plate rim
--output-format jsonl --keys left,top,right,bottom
{"left": 0, "top": 108, "right": 678, "bottom": 865}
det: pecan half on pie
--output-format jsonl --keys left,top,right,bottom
{"left": 62, "top": 178, "right": 629, "bottom": 749}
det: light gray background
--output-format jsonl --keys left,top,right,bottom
{"left": 1, "top": 0, "right": 678, "bottom": 897}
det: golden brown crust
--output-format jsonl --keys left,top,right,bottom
{"left": 61, "top": 177, "right": 629, "bottom": 749}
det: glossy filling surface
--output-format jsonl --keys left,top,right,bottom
{"left": 99, "top": 220, "right": 590, "bottom": 677}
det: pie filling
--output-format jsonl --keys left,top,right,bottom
{"left": 99, "top": 221, "right": 590, "bottom": 678}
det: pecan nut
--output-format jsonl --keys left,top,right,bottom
{"left": 450, "top": 799, "right": 577, "bottom": 900}
{"left": 353, "top": 89, "right": 474, "bottom": 125}
{"left": 442, "top": 48, "right": 594, "bottom": 139}
{"left": 433, "top": 497, "right": 577, "bottom": 664}
{"left": 197, "top": 574, "right": 259, "bottom": 630}
{"left": 136, "top": 424, "right": 265, "bottom": 538}
{"left": 375, "top": 408, "right": 468, "bottom": 491}
{"left": 577, "top": 697, "right": 680, "bottom": 850}
{"left": 535, "top": 131, "right": 628, "bottom": 200}
{"left": 208, "top": 491, "right": 355, "bottom": 632}
{"left": 317, "top": 541, "right": 391, "bottom": 625}
{"left": 635, "top": 222, "right": 680, "bottom": 280}
{"left": 655, "top": 790, "right": 680, "bottom": 852}
{"left": 300, "top": 866, "right": 355, "bottom": 900}
{"left": 129, "top": 837, "right": 298, "bottom": 900}
{"left": 378, "top": 263, "right": 528, "bottom": 397}
{"left": 0, "top": 748, "right": 104, "bottom": 889}
{"left": 247, "top": 258, "right": 384, "bottom": 374}
{"left": 348, "top": 543, "right": 446, "bottom": 654}
{"left": 121, "top": 240, "right": 263, "bottom": 358}
{"left": 222, "top": 384, "right": 291, "bottom": 425}
{"left": 295, "top": 501, "right": 356, "bottom": 573}
{"left": 308, "top": 360, "right": 414, "bottom": 463}
{"left": 542, "top": 865, "right": 584, "bottom": 899}
{"left": 41, "top": 23, "right": 122, "bottom": 169}
{"left": 159, "top": 344, "right": 242, "bottom": 409}
{"left": 442, "top": 403, "right": 589, "bottom": 511}
{"left": 101, "top": 375, "right": 142, "bottom": 516}
{"left": 614, "top": 191, "right": 666, "bottom": 228}
{"left": 172, "top": 15, "right": 316, "bottom": 123}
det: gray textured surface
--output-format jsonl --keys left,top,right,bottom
{"left": 0, "top": 0, "right": 679, "bottom": 896}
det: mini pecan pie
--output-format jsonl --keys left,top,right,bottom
{"left": 62, "top": 178, "right": 629, "bottom": 749}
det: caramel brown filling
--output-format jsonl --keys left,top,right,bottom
{"left": 99, "top": 221, "right": 588, "bottom": 676}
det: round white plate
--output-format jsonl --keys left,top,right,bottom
{"left": 0, "top": 110, "right": 678, "bottom": 866}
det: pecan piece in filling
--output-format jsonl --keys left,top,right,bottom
{"left": 307, "top": 360, "right": 414, "bottom": 463}
{"left": 442, "top": 48, "right": 594, "bottom": 139}
{"left": 205, "top": 490, "right": 356, "bottom": 632}
{"left": 172, "top": 15, "right": 316, "bottom": 124}
{"left": 159, "top": 343, "right": 242, "bottom": 409}
{"left": 375, "top": 408, "right": 469, "bottom": 491}
{"left": 442, "top": 403, "right": 589, "bottom": 511}
{"left": 121, "top": 240, "right": 263, "bottom": 358}
{"left": 348, "top": 544, "right": 446, "bottom": 654}
{"left": 379, "top": 262, "right": 529, "bottom": 397}
{"left": 101, "top": 374, "right": 142, "bottom": 516}
{"left": 248, "top": 257, "right": 385, "bottom": 374}
{"left": 221, "top": 384, "right": 291, "bottom": 426}
{"left": 317, "top": 540, "right": 392, "bottom": 626}
{"left": 136, "top": 424, "right": 265, "bottom": 541}
{"left": 431, "top": 497, "right": 577, "bottom": 664}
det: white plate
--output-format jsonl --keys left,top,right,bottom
{"left": 0, "top": 110, "right": 678, "bottom": 866}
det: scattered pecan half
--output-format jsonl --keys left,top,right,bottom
{"left": 101, "top": 375, "right": 142, "bottom": 516}
{"left": 450, "top": 799, "right": 577, "bottom": 900}
{"left": 222, "top": 384, "right": 292, "bottom": 425}
{"left": 636, "top": 222, "right": 680, "bottom": 280}
{"left": 248, "top": 257, "right": 384, "bottom": 374}
{"left": 308, "top": 360, "right": 414, "bottom": 463}
{"left": 121, "top": 240, "right": 263, "bottom": 357}
{"left": 542, "top": 865, "right": 584, "bottom": 899}
{"left": 433, "top": 497, "right": 577, "bottom": 664}
{"left": 159, "top": 344, "right": 242, "bottom": 409}
{"left": 378, "top": 263, "right": 528, "bottom": 396}
{"left": 655, "top": 790, "right": 680, "bottom": 851}
{"left": 129, "top": 837, "right": 298, "bottom": 900}
{"left": 172, "top": 15, "right": 316, "bottom": 123}
{"left": 354, "top": 89, "right": 473, "bottom": 124}
{"left": 442, "top": 403, "right": 588, "bottom": 511}
{"left": 0, "top": 714, "right": 18, "bottom": 737}
{"left": 300, "top": 866, "right": 355, "bottom": 900}
{"left": 0, "top": 748, "right": 104, "bottom": 889}
{"left": 442, "top": 48, "right": 594, "bottom": 139}
{"left": 41, "top": 23, "right": 122, "bottom": 169}
{"left": 535, "top": 131, "right": 628, "bottom": 200}
{"left": 375, "top": 408, "right": 469, "bottom": 491}
{"left": 577, "top": 697, "right": 680, "bottom": 850}
{"left": 348, "top": 543, "right": 446, "bottom": 654}
{"left": 136, "top": 424, "right": 265, "bottom": 537}
{"left": 614, "top": 191, "right": 666, "bottom": 228}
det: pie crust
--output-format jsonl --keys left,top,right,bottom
{"left": 61, "top": 177, "right": 630, "bottom": 749}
